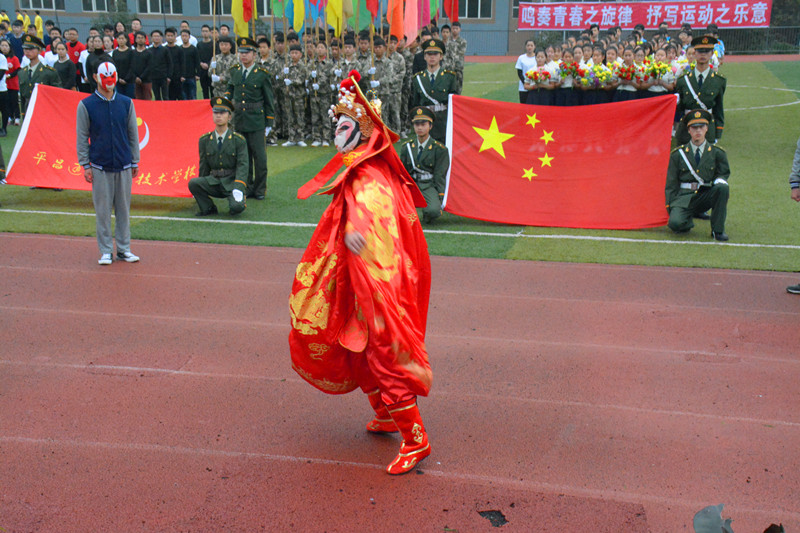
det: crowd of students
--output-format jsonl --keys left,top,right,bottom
{"left": 515, "top": 22, "right": 725, "bottom": 106}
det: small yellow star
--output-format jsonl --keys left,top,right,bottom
{"left": 540, "top": 130, "right": 554, "bottom": 145}
{"left": 539, "top": 153, "right": 554, "bottom": 167}
{"left": 473, "top": 116, "right": 515, "bottom": 158}
{"left": 526, "top": 114, "right": 540, "bottom": 130}
{"left": 522, "top": 167, "right": 537, "bottom": 181}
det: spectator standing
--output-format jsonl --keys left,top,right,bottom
{"left": 515, "top": 39, "right": 537, "bottom": 104}
{"left": 7, "top": 20, "right": 25, "bottom": 61}
{"left": 85, "top": 35, "right": 112, "bottom": 93}
{"left": 179, "top": 29, "right": 200, "bottom": 100}
{"left": 197, "top": 24, "right": 214, "bottom": 99}
{"left": 112, "top": 33, "right": 135, "bottom": 98}
{"left": 0, "top": 48, "right": 7, "bottom": 136}
{"left": 1, "top": 40, "right": 21, "bottom": 126}
{"left": 131, "top": 31, "right": 152, "bottom": 100}
{"left": 77, "top": 61, "right": 141, "bottom": 266}
{"left": 149, "top": 30, "right": 172, "bottom": 100}
{"left": 164, "top": 27, "right": 182, "bottom": 100}
{"left": 53, "top": 41, "right": 77, "bottom": 90}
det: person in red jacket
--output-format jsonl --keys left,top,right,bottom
{"left": 289, "top": 71, "right": 434, "bottom": 475}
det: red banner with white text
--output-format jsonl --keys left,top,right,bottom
{"left": 7, "top": 85, "right": 211, "bottom": 197}
{"left": 444, "top": 94, "right": 675, "bottom": 230}
{"left": 518, "top": 0, "right": 772, "bottom": 30}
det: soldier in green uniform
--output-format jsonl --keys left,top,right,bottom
{"left": 410, "top": 38, "right": 458, "bottom": 144}
{"left": 675, "top": 35, "right": 726, "bottom": 144}
{"left": 399, "top": 107, "right": 450, "bottom": 224}
{"left": 188, "top": 97, "right": 249, "bottom": 216}
{"left": 665, "top": 109, "right": 731, "bottom": 241}
{"left": 18, "top": 34, "right": 60, "bottom": 115}
{"left": 225, "top": 37, "right": 275, "bottom": 200}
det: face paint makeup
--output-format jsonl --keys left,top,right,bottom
{"left": 334, "top": 115, "right": 361, "bottom": 154}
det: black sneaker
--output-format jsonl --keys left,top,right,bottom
{"left": 787, "top": 284, "right": 800, "bottom": 295}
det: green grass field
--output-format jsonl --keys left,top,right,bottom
{"left": 1, "top": 59, "right": 799, "bottom": 271}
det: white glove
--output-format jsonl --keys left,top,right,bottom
{"left": 283, "top": 66, "right": 289, "bottom": 74}
{"left": 232, "top": 189, "right": 244, "bottom": 202}
{"left": 265, "top": 126, "right": 272, "bottom": 136}
{"left": 275, "top": 74, "right": 280, "bottom": 80}
{"left": 211, "top": 74, "right": 220, "bottom": 83}
{"left": 368, "top": 67, "right": 376, "bottom": 75}
{"left": 311, "top": 70, "right": 317, "bottom": 78}
{"left": 284, "top": 78, "right": 292, "bottom": 86}
{"left": 312, "top": 83, "right": 319, "bottom": 91}
{"left": 334, "top": 68, "right": 342, "bottom": 77}
{"left": 305, "top": 88, "right": 310, "bottom": 94}
{"left": 330, "top": 84, "right": 336, "bottom": 91}
{"left": 370, "top": 80, "right": 380, "bottom": 88}
{"left": 210, "top": 60, "right": 217, "bottom": 69}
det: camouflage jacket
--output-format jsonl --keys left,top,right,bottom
{"left": 387, "top": 51, "right": 405, "bottom": 94}
{"left": 285, "top": 60, "right": 309, "bottom": 99}
{"left": 309, "top": 58, "right": 336, "bottom": 94}
{"left": 445, "top": 36, "right": 467, "bottom": 72}
{"left": 212, "top": 52, "right": 237, "bottom": 96}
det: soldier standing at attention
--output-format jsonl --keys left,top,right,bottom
{"left": 665, "top": 110, "right": 731, "bottom": 241}
{"left": 399, "top": 107, "right": 449, "bottom": 224}
{"left": 367, "top": 37, "right": 393, "bottom": 108}
{"left": 18, "top": 34, "right": 59, "bottom": 115}
{"left": 447, "top": 21, "right": 467, "bottom": 94}
{"left": 210, "top": 36, "right": 235, "bottom": 98}
{"left": 282, "top": 43, "right": 308, "bottom": 147}
{"left": 271, "top": 32, "right": 288, "bottom": 144}
{"left": 188, "top": 96, "right": 249, "bottom": 216}
{"left": 675, "top": 35, "right": 726, "bottom": 144}
{"left": 225, "top": 37, "right": 275, "bottom": 200}
{"left": 385, "top": 35, "right": 405, "bottom": 133}
{"left": 309, "top": 41, "right": 333, "bottom": 146}
{"left": 410, "top": 38, "right": 457, "bottom": 143}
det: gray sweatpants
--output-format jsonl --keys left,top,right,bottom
{"left": 91, "top": 168, "right": 132, "bottom": 255}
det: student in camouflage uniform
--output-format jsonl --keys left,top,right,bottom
{"left": 339, "top": 37, "right": 360, "bottom": 83}
{"left": 188, "top": 96, "right": 249, "bottom": 216}
{"left": 399, "top": 36, "right": 415, "bottom": 132}
{"left": 225, "top": 37, "right": 275, "bottom": 200}
{"left": 258, "top": 37, "right": 279, "bottom": 146}
{"left": 210, "top": 36, "right": 236, "bottom": 98}
{"left": 399, "top": 107, "right": 450, "bottom": 224}
{"left": 385, "top": 35, "right": 406, "bottom": 133}
{"left": 367, "top": 37, "right": 393, "bottom": 101}
{"left": 282, "top": 44, "right": 309, "bottom": 147}
{"left": 271, "top": 33, "right": 288, "bottom": 142}
{"left": 446, "top": 21, "right": 467, "bottom": 94}
{"left": 302, "top": 41, "right": 315, "bottom": 142}
{"left": 309, "top": 41, "right": 334, "bottom": 146}
{"left": 356, "top": 30, "right": 371, "bottom": 79}
{"left": 19, "top": 35, "right": 60, "bottom": 115}
{"left": 410, "top": 39, "right": 458, "bottom": 143}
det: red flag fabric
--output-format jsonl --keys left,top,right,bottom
{"left": 243, "top": 0, "right": 253, "bottom": 20}
{"left": 388, "top": 0, "right": 403, "bottom": 40}
{"left": 365, "top": 0, "right": 378, "bottom": 17}
{"left": 402, "top": 0, "right": 418, "bottom": 44}
{"left": 442, "top": 0, "right": 458, "bottom": 21}
{"left": 444, "top": 94, "right": 675, "bottom": 229}
{"left": 7, "top": 85, "right": 211, "bottom": 198}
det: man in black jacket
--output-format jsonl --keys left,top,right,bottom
{"left": 130, "top": 31, "right": 151, "bottom": 100}
{"left": 179, "top": 28, "right": 200, "bottom": 100}
{"left": 164, "top": 27, "right": 183, "bottom": 100}
{"left": 148, "top": 29, "right": 172, "bottom": 101}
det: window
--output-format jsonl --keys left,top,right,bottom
{"left": 199, "top": 0, "right": 272, "bottom": 16}
{"left": 512, "top": 0, "right": 520, "bottom": 19}
{"left": 138, "top": 0, "right": 183, "bottom": 14}
{"left": 459, "top": 0, "right": 492, "bottom": 20}
{"left": 82, "top": 0, "right": 108, "bottom": 11}
{"left": 20, "top": 0, "right": 66, "bottom": 9}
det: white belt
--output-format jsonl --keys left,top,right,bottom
{"left": 680, "top": 182, "right": 702, "bottom": 190}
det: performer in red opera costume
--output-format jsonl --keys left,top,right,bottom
{"left": 289, "top": 70, "right": 433, "bottom": 475}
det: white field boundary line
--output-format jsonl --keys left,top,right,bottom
{"left": 1, "top": 435, "right": 799, "bottom": 521}
{"left": 3, "top": 208, "right": 800, "bottom": 250}
{"left": 3, "top": 359, "right": 799, "bottom": 427}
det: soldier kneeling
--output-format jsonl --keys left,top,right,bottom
{"left": 399, "top": 107, "right": 450, "bottom": 224}
{"left": 188, "top": 97, "right": 249, "bottom": 216}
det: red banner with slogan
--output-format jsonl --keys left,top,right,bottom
{"left": 7, "top": 85, "right": 211, "bottom": 197}
{"left": 518, "top": 0, "right": 772, "bottom": 30}
{"left": 444, "top": 94, "right": 675, "bottom": 230}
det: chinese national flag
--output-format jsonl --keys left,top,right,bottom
{"left": 444, "top": 94, "right": 675, "bottom": 229}
{"left": 7, "top": 85, "right": 209, "bottom": 198}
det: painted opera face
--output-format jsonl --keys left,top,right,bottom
{"left": 334, "top": 115, "right": 362, "bottom": 155}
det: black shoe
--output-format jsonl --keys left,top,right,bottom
{"left": 253, "top": 194, "right": 265, "bottom": 200}
{"left": 694, "top": 211, "right": 711, "bottom": 220}
{"left": 0, "top": 129, "right": 6, "bottom": 137}
{"left": 196, "top": 205, "right": 218, "bottom": 216}
{"left": 711, "top": 231, "right": 729, "bottom": 241}
{"left": 787, "top": 284, "right": 800, "bottom": 295}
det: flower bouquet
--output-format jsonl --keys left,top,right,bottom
{"left": 575, "top": 65, "right": 596, "bottom": 88}
{"left": 558, "top": 60, "right": 579, "bottom": 79}
{"left": 525, "top": 67, "right": 552, "bottom": 86}
{"left": 592, "top": 63, "right": 613, "bottom": 87}
{"left": 615, "top": 64, "right": 637, "bottom": 82}
{"left": 648, "top": 61, "right": 670, "bottom": 79}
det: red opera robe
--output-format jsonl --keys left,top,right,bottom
{"left": 289, "top": 132, "right": 433, "bottom": 404}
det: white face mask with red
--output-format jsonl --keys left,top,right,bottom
{"left": 334, "top": 115, "right": 362, "bottom": 154}
{"left": 96, "top": 61, "right": 118, "bottom": 91}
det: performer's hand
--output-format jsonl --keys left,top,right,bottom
{"left": 344, "top": 230, "right": 366, "bottom": 255}
{"left": 792, "top": 188, "right": 800, "bottom": 202}
{"left": 84, "top": 168, "right": 93, "bottom": 183}
{"left": 131, "top": 167, "right": 139, "bottom": 178}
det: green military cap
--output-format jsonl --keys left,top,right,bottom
{"left": 410, "top": 106, "right": 435, "bottom": 123}
{"left": 211, "top": 96, "right": 234, "bottom": 113}
{"left": 237, "top": 36, "right": 257, "bottom": 52}
{"left": 22, "top": 34, "right": 45, "bottom": 50}
{"left": 422, "top": 38, "right": 445, "bottom": 54}
{"left": 685, "top": 109, "right": 712, "bottom": 127}
{"left": 691, "top": 35, "right": 717, "bottom": 50}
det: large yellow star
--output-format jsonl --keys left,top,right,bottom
{"left": 522, "top": 167, "right": 537, "bottom": 181}
{"left": 539, "top": 153, "right": 554, "bottom": 167}
{"left": 473, "top": 116, "right": 515, "bottom": 158}
{"left": 540, "top": 130, "right": 554, "bottom": 145}
{"left": 526, "top": 113, "right": 540, "bottom": 130}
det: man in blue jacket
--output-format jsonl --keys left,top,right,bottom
{"left": 76, "top": 61, "right": 141, "bottom": 265}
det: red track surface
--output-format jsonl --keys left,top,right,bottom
{"left": 1, "top": 233, "right": 799, "bottom": 532}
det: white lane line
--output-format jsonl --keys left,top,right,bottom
{"left": 1, "top": 435, "right": 798, "bottom": 521}
{"left": 3, "top": 359, "right": 799, "bottom": 427}
{"left": 3, "top": 208, "right": 800, "bottom": 249}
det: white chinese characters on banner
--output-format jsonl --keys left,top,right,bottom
{"left": 518, "top": 0, "right": 772, "bottom": 30}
